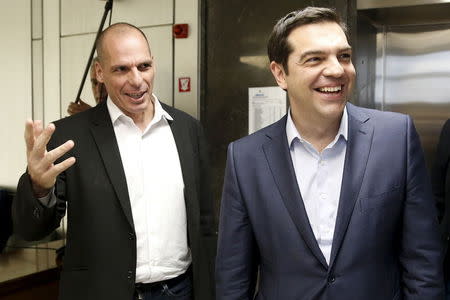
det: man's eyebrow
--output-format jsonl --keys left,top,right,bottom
{"left": 299, "top": 46, "right": 353, "bottom": 61}
{"left": 139, "top": 59, "right": 153, "bottom": 65}
{"left": 338, "top": 46, "right": 353, "bottom": 53}
{"left": 109, "top": 59, "right": 153, "bottom": 70}
{"left": 110, "top": 64, "right": 127, "bottom": 71}
{"left": 299, "top": 50, "right": 325, "bottom": 61}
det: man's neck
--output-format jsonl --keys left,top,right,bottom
{"left": 290, "top": 108, "right": 342, "bottom": 153}
{"left": 129, "top": 97, "right": 155, "bottom": 132}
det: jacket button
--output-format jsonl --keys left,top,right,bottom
{"left": 127, "top": 270, "right": 133, "bottom": 280}
{"left": 328, "top": 276, "right": 336, "bottom": 284}
{"left": 33, "top": 207, "right": 41, "bottom": 219}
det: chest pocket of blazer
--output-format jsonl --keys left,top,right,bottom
{"left": 359, "top": 185, "right": 402, "bottom": 213}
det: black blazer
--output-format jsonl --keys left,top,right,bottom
{"left": 13, "top": 100, "right": 216, "bottom": 300}
{"left": 433, "top": 119, "right": 450, "bottom": 279}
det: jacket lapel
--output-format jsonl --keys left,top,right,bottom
{"left": 169, "top": 120, "right": 196, "bottom": 189}
{"left": 263, "top": 117, "right": 328, "bottom": 269}
{"left": 88, "top": 102, "right": 134, "bottom": 228}
{"left": 328, "top": 103, "right": 374, "bottom": 268}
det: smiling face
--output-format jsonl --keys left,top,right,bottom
{"left": 270, "top": 21, "right": 355, "bottom": 124}
{"left": 96, "top": 28, "right": 155, "bottom": 122}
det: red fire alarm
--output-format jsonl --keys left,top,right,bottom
{"left": 173, "top": 24, "right": 189, "bottom": 38}
{"left": 178, "top": 77, "right": 191, "bottom": 92}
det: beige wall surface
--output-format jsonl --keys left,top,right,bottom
{"left": 0, "top": 1, "right": 32, "bottom": 189}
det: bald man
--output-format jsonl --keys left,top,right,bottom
{"left": 13, "top": 23, "right": 215, "bottom": 300}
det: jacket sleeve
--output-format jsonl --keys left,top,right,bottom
{"left": 400, "top": 115, "right": 445, "bottom": 299}
{"left": 216, "top": 142, "right": 258, "bottom": 300}
{"left": 12, "top": 172, "right": 66, "bottom": 241}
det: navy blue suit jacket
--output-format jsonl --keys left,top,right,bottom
{"left": 216, "top": 103, "right": 444, "bottom": 300}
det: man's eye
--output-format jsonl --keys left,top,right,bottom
{"left": 306, "top": 57, "right": 321, "bottom": 63}
{"left": 339, "top": 53, "right": 352, "bottom": 60}
{"left": 138, "top": 63, "right": 151, "bottom": 71}
{"left": 114, "top": 66, "right": 127, "bottom": 72}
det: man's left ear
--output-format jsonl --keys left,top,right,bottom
{"left": 270, "top": 61, "right": 287, "bottom": 90}
{"left": 95, "top": 61, "right": 104, "bottom": 83}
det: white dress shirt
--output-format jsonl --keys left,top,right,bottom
{"left": 286, "top": 108, "right": 348, "bottom": 264}
{"left": 107, "top": 95, "right": 191, "bottom": 283}
{"left": 38, "top": 96, "right": 190, "bottom": 282}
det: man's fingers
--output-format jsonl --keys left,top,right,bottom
{"left": 34, "top": 123, "right": 56, "bottom": 154}
{"left": 24, "top": 120, "right": 35, "bottom": 152}
{"left": 35, "top": 156, "right": 76, "bottom": 190}
{"left": 45, "top": 140, "right": 75, "bottom": 165}
{"left": 46, "top": 157, "right": 76, "bottom": 179}
{"left": 33, "top": 120, "right": 43, "bottom": 138}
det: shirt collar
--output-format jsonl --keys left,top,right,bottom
{"left": 286, "top": 106, "right": 348, "bottom": 147}
{"left": 107, "top": 94, "right": 173, "bottom": 126}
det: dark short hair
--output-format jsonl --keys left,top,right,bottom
{"left": 267, "top": 7, "right": 347, "bottom": 74}
{"left": 95, "top": 22, "right": 149, "bottom": 63}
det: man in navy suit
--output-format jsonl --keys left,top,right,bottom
{"left": 216, "top": 7, "right": 444, "bottom": 300}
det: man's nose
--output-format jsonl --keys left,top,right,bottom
{"left": 128, "top": 68, "right": 143, "bottom": 86}
{"left": 323, "top": 57, "right": 344, "bottom": 78}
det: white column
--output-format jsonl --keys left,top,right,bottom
{"left": 43, "top": 0, "right": 61, "bottom": 123}
{"left": 174, "top": 0, "right": 199, "bottom": 118}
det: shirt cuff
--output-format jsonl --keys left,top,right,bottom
{"left": 37, "top": 187, "right": 56, "bottom": 207}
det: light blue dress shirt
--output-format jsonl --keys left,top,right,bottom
{"left": 286, "top": 108, "right": 348, "bottom": 264}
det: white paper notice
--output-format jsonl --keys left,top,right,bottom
{"left": 249, "top": 86, "right": 287, "bottom": 134}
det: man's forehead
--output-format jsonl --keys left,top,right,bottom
{"left": 101, "top": 28, "right": 150, "bottom": 54}
{"left": 291, "top": 21, "right": 346, "bottom": 37}
{"left": 288, "top": 22, "right": 350, "bottom": 51}
{"left": 103, "top": 29, "right": 147, "bottom": 47}
{"left": 102, "top": 35, "right": 151, "bottom": 62}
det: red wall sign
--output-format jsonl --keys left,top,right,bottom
{"left": 173, "top": 24, "right": 189, "bottom": 38}
{"left": 178, "top": 77, "right": 191, "bottom": 92}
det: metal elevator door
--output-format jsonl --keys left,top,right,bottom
{"left": 374, "top": 24, "right": 450, "bottom": 170}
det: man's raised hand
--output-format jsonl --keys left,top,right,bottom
{"left": 24, "top": 120, "right": 76, "bottom": 197}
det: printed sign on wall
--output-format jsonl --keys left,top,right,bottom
{"left": 178, "top": 77, "right": 191, "bottom": 92}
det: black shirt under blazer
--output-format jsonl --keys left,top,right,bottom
{"left": 13, "top": 100, "right": 216, "bottom": 300}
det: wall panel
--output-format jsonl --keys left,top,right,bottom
{"left": 61, "top": 0, "right": 115, "bottom": 36}
{"left": 60, "top": 33, "right": 98, "bottom": 116}
{"left": 174, "top": 0, "right": 199, "bottom": 117}
{"left": 33, "top": 40, "right": 44, "bottom": 121}
{"left": 61, "top": 0, "right": 173, "bottom": 36}
{"left": 142, "top": 26, "right": 173, "bottom": 106}
{"left": 0, "top": 0, "right": 32, "bottom": 188}
{"left": 43, "top": 0, "right": 60, "bottom": 124}
{"left": 32, "top": 0, "right": 42, "bottom": 39}
{"left": 111, "top": 0, "right": 173, "bottom": 28}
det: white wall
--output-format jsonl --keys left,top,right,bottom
{"left": 0, "top": 0, "right": 200, "bottom": 189}
{"left": 0, "top": 1, "right": 32, "bottom": 189}
{"left": 174, "top": 0, "right": 200, "bottom": 118}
